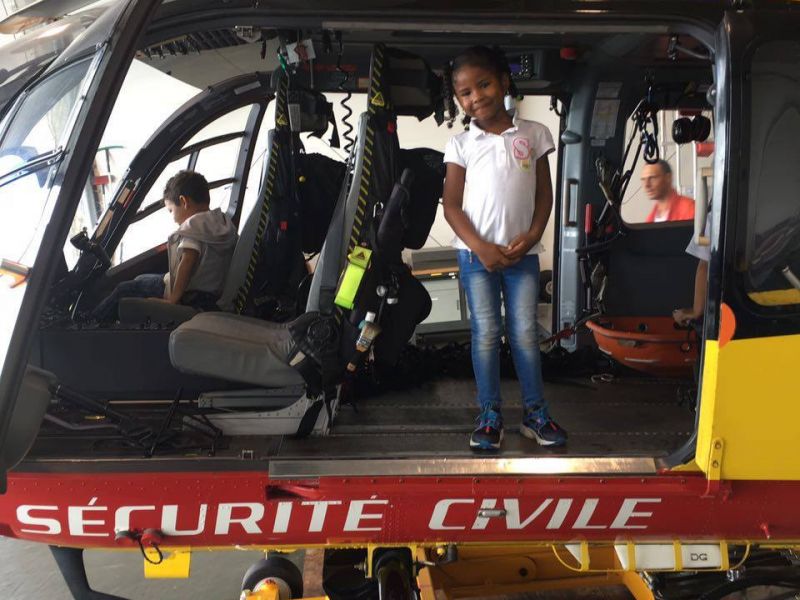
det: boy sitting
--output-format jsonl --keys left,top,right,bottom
{"left": 93, "top": 170, "right": 237, "bottom": 321}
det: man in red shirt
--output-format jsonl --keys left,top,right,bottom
{"left": 641, "top": 160, "right": 695, "bottom": 223}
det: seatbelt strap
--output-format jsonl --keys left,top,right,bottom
{"left": 294, "top": 398, "right": 323, "bottom": 438}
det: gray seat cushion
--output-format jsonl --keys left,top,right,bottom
{"left": 118, "top": 298, "right": 199, "bottom": 325}
{"left": 169, "top": 312, "right": 303, "bottom": 387}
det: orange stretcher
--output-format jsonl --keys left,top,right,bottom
{"left": 586, "top": 316, "right": 698, "bottom": 378}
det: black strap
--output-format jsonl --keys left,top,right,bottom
{"left": 327, "top": 104, "right": 340, "bottom": 148}
{"left": 294, "top": 398, "right": 324, "bottom": 438}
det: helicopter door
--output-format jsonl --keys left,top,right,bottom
{"left": 694, "top": 9, "right": 800, "bottom": 482}
{"left": 0, "top": 0, "right": 161, "bottom": 492}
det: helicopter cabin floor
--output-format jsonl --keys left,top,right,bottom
{"left": 24, "top": 374, "right": 695, "bottom": 465}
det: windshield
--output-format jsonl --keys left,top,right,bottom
{"left": 0, "top": 53, "right": 98, "bottom": 369}
{"left": 0, "top": 57, "right": 92, "bottom": 170}
{"left": 0, "top": 3, "right": 111, "bottom": 116}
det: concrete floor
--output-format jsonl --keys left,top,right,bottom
{"left": 3, "top": 536, "right": 784, "bottom": 600}
{"left": 0, "top": 536, "right": 636, "bottom": 600}
{"left": 0, "top": 536, "right": 274, "bottom": 599}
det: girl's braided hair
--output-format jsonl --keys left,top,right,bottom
{"left": 442, "top": 45, "right": 520, "bottom": 129}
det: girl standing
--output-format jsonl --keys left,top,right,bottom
{"left": 442, "top": 46, "right": 567, "bottom": 451}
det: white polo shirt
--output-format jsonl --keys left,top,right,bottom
{"left": 443, "top": 117, "right": 555, "bottom": 254}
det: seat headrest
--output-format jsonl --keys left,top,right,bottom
{"left": 370, "top": 45, "right": 444, "bottom": 123}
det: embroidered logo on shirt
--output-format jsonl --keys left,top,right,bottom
{"left": 512, "top": 137, "right": 532, "bottom": 171}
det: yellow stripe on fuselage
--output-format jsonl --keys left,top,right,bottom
{"left": 748, "top": 288, "right": 800, "bottom": 306}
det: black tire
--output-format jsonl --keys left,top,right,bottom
{"left": 539, "top": 269, "right": 553, "bottom": 303}
{"left": 241, "top": 556, "right": 303, "bottom": 599}
{"left": 323, "top": 549, "right": 378, "bottom": 600}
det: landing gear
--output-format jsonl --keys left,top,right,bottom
{"left": 374, "top": 550, "right": 417, "bottom": 600}
{"left": 49, "top": 546, "right": 127, "bottom": 600}
{"left": 322, "top": 549, "right": 377, "bottom": 600}
{"left": 322, "top": 548, "right": 418, "bottom": 600}
{"left": 241, "top": 556, "right": 303, "bottom": 600}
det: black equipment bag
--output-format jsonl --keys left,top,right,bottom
{"left": 246, "top": 73, "right": 346, "bottom": 318}
{"left": 383, "top": 47, "right": 444, "bottom": 123}
{"left": 296, "top": 152, "right": 346, "bottom": 254}
{"left": 373, "top": 269, "right": 431, "bottom": 366}
{"left": 342, "top": 264, "right": 432, "bottom": 368}
{"left": 397, "top": 148, "right": 444, "bottom": 249}
{"left": 287, "top": 88, "right": 340, "bottom": 147}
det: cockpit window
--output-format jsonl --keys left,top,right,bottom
{"left": 745, "top": 40, "right": 800, "bottom": 307}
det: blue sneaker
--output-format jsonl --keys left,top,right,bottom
{"left": 470, "top": 406, "right": 504, "bottom": 451}
{"left": 520, "top": 409, "right": 567, "bottom": 447}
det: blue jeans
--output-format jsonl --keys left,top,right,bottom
{"left": 458, "top": 250, "right": 546, "bottom": 414}
{"left": 92, "top": 273, "right": 165, "bottom": 322}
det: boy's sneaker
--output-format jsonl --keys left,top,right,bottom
{"left": 470, "top": 406, "right": 504, "bottom": 451}
{"left": 520, "top": 409, "right": 567, "bottom": 447}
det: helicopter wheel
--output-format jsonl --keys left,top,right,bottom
{"left": 241, "top": 556, "right": 303, "bottom": 599}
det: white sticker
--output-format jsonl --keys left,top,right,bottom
{"left": 596, "top": 81, "right": 622, "bottom": 99}
{"left": 590, "top": 99, "right": 620, "bottom": 141}
{"left": 286, "top": 39, "right": 316, "bottom": 64}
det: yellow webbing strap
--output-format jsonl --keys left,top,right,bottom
{"left": 234, "top": 73, "right": 289, "bottom": 314}
{"left": 334, "top": 246, "right": 372, "bottom": 309}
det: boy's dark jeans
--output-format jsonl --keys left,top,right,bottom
{"left": 92, "top": 274, "right": 166, "bottom": 322}
{"left": 92, "top": 274, "right": 221, "bottom": 322}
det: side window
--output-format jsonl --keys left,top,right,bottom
{"left": 745, "top": 40, "right": 800, "bottom": 307}
{"left": 111, "top": 104, "right": 257, "bottom": 264}
{"left": 177, "top": 104, "right": 254, "bottom": 214}
{"left": 115, "top": 156, "right": 190, "bottom": 264}
{"left": 194, "top": 137, "right": 241, "bottom": 210}
{"left": 621, "top": 109, "right": 713, "bottom": 225}
{"left": 92, "top": 60, "right": 201, "bottom": 219}
{"left": 239, "top": 117, "right": 273, "bottom": 233}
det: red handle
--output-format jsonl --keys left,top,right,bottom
{"left": 584, "top": 203, "right": 593, "bottom": 236}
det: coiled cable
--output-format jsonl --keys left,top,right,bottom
{"left": 335, "top": 32, "right": 355, "bottom": 154}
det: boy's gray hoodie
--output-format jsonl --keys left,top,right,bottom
{"left": 165, "top": 208, "right": 238, "bottom": 298}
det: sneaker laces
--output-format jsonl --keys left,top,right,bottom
{"left": 524, "top": 407, "right": 548, "bottom": 425}
{"left": 477, "top": 406, "right": 502, "bottom": 431}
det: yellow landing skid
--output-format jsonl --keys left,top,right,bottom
{"left": 416, "top": 545, "right": 655, "bottom": 600}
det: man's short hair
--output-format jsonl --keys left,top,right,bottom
{"left": 655, "top": 159, "right": 672, "bottom": 176}
{"left": 163, "top": 170, "right": 210, "bottom": 206}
